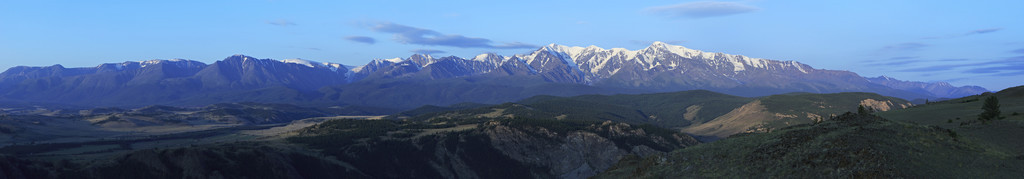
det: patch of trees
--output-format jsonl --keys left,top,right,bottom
{"left": 977, "top": 96, "right": 1002, "bottom": 123}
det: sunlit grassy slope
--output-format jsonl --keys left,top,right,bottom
{"left": 400, "top": 90, "right": 910, "bottom": 139}
{"left": 596, "top": 113, "right": 1024, "bottom": 178}
{"left": 596, "top": 86, "right": 1024, "bottom": 178}
{"left": 877, "top": 85, "right": 1024, "bottom": 159}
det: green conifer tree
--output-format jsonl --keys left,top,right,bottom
{"left": 978, "top": 96, "right": 1001, "bottom": 123}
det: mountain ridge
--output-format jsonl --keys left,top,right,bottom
{"left": 0, "top": 42, "right": 987, "bottom": 108}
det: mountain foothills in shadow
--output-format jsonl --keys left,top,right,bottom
{"left": 396, "top": 90, "right": 912, "bottom": 140}
{"left": 0, "top": 89, "right": 903, "bottom": 178}
{"left": 0, "top": 42, "right": 1006, "bottom": 179}
{"left": 0, "top": 42, "right": 985, "bottom": 109}
{"left": 595, "top": 86, "right": 1024, "bottom": 178}
{"left": 866, "top": 76, "right": 989, "bottom": 100}
{"left": 0, "top": 104, "right": 698, "bottom": 178}
{"left": 0, "top": 103, "right": 388, "bottom": 148}
{"left": 0, "top": 86, "right": 1021, "bottom": 178}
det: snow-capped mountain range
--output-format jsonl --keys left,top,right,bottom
{"left": 0, "top": 42, "right": 987, "bottom": 109}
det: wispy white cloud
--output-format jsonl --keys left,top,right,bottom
{"left": 267, "top": 19, "right": 297, "bottom": 26}
{"left": 370, "top": 22, "right": 538, "bottom": 49}
{"left": 962, "top": 56, "right": 1024, "bottom": 75}
{"left": 645, "top": 1, "right": 759, "bottom": 19}
{"left": 891, "top": 56, "right": 1024, "bottom": 78}
{"left": 888, "top": 56, "right": 919, "bottom": 60}
{"left": 899, "top": 63, "right": 965, "bottom": 72}
{"left": 411, "top": 49, "right": 446, "bottom": 55}
{"left": 1011, "top": 48, "right": 1024, "bottom": 54}
{"left": 966, "top": 28, "right": 1002, "bottom": 35}
{"left": 443, "top": 13, "right": 461, "bottom": 17}
{"left": 344, "top": 36, "right": 376, "bottom": 44}
{"left": 881, "top": 42, "right": 928, "bottom": 51}
{"left": 924, "top": 28, "right": 1002, "bottom": 39}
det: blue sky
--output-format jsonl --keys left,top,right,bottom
{"left": 1, "top": 0, "right": 1022, "bottom": 90}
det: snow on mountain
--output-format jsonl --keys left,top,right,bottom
{"left": 281, "top": 58, "right": 322, "bottom": 68}
{"left": 93, "top": 59, "right": 208, "bottom": 71}
{"left": 543, "top": 44, "right": 581, "bottom": 70}
{"left": 323, "top": 63, "right": 344, "bottom": 72}
{"left": 0, "top": 42, "right": 989, "bottom": 107}
{"left": 519, "top": 41, "right": 807, "bottom": 79}
{"left": 280, "top": 58, "right": 350, "bottom": 73}
{"left": 383, "top": 58, "right": 403, "bottom": 63}
{"left": 350, "top": 66, "right": 366, "bottom": 73}
{"left": 471, "top": 53, "right": 504, "bottom": 69}
{"left": 473, "top": 53, "right": 491, "bottom": 61}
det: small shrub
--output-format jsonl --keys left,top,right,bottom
{"left": 947, "top": 119, "right": 953, "bottom": 123}
{"left": 946, "top": 129, "right": 959, "bottom": 141}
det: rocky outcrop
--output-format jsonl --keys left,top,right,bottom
{"left": 480, "top": 120, "right": 696, "bottom": 179}
{"left": 8, "top": 116, "right": 696, "bottom": 179}
{"left": 858, "top": 99, "right": 911, "bottom": 112}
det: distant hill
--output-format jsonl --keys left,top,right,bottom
{"left": 595, "top": 113, "right": 1024, "bottom": 178}
{"left": 596, "top": 85, "right": 1024, "bottom": 178}
{"left": 0, "top": 112, "right": 699, "bottom": 179}
{"left": 876, "top": 85, "right": 1024, "bottom": 161}
{"left": 394, "top": 90, "right": 911, "bottom": 139}
{"left": 0, "top": 102, "right": 386, "bottom": 146}
{"left": 0, "top": 87, "right": 1014, "bottom": 178}
{"left": 867, "top": 76, "right": 989, "bottom": 99}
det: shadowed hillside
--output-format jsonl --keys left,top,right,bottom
{"left": 596, "top": 85, "right": 1024, "bottom": 178}
{"left": 398, "top": 90, "right": 911, "bottom": 139}
{"left": 595, "top": 113, "right": 1024, "bottom": 178}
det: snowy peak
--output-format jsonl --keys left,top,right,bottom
{"left": 95, "top": 59, "right": 208, "bottom": 71}
{"left": 364, "top": 58, "right": 404, "bottom": 67}
{"left": 404, "top": 54, "right": 443, "bottom": 68}
{"left": 535, "top": 44, "right": 581, "bottom": 70}
{"left": 228, "top": 54, "right": 256, "bottom": 61}
{"left": 542, "top": 43, "right": 587, "bottom": 58}
{"left": 876, "top": 75, "right": 898, "bottom": 81}
{"left": 640, "top": 41, "right": 710, "bottom": 60}
{"left": 281, "top": 58, "right": 351, "bottom": 72}
{"left": 281, "top": 58, "right": 323, "bottom": 68}
{"left": 471, "top": 53, "right": 505, "bottom": 67}
{"left": 472, "top": 53, "right": 500, "bottom": 61}
{"left": 221, "top": 54, "right": 273, "bottom": 67}
{"left": 383, "top": 58, "right": 404, "bottom": 63}
{"left": 0, "top": 44, "right": 990, "bottom": 106}
{"left": 640, "top": 41, "right": 799, "bottom": 73}
{"left": 139, "top": 59, "right": 207, "bottom": 69}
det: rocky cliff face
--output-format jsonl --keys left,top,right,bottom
{"left": 3, "top": 117, "right": 695, "bottom": 179}
{"left": 279, "top": 118, "right": 700, "bottom": 179}
{"left": 480, "top": 120, "right": 695, "bottom": 179}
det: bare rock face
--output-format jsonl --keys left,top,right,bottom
{"left": 482, "top": 121, "right": 696, "bottom": 179}
{"left": 486, "top": 126, "right": 622, "bottom": 179}
{"left": 858, "top": 99, "right": 912, "bottom": 111}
